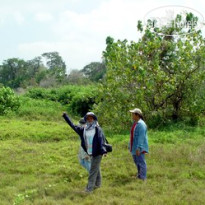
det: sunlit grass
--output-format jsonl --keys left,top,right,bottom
{"left": 0, "top": 118, "right": 204, "bottom": 204}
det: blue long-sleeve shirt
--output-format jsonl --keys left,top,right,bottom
{"left": 130, "top": 119, "right": 149, "bottom": 155}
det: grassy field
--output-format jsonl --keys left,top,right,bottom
{"left": 0, "top": 99, "right": 205, "bottom": 204}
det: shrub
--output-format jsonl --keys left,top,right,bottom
{"left": 68, "top": 89, "right": 96, "bottom": 116}
{"left": 25, "top": 85, "right": 98, "bottom": 116}
{"left": 25, "top": 87, "right": 56, "bottom": 101}
{"left": 0, "top": 87, "right": 20, "bottom": 115}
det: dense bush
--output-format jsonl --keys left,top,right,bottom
{"left": 25, "top": 85, "right": 98, "bottom": 116}
{"left": 67, "top": 89, "right": 96, "bottom": 116}
{"left": 0, "top": 87, "right": 20, "bottom": 115}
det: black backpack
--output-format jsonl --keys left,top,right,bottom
{"left": 103, "top": 138, "right": 112, "bottom": 153}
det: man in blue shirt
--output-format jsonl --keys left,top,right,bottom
{"left": 129, "top": 108, "right": 149, "bottom": 180}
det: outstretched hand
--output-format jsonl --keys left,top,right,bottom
{"left": 62, "top": 112, "right": 67, "bottom": 117}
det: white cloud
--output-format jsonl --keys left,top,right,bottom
{"left": 54, "top": 0, "right": 149, "bottom": 41}
{"left": 35, "top": 12, "right": 54, "bottom": 22}
{"left": 13, "top": 12, "right": 25, "bottom": 25}
{"left": 0, "top": 8, "right": 25, "bottom": 26}
{"left": 0, "top": 17, "right": 5, "bottom": 26}
{"left": 2, "top": 0, "right": 205, "bottom": 70}
{"left": 45, "top": 0, "right": 163, "bottom": 68}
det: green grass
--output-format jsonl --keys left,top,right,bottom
{"left": 0, "top": 119, "right": 72, "bottom": 142}
{"left": 0, "top": 116, "right": 205, "bottom": 205}
{"left": 17, "top": 96, "right": 66, "bottom": 121}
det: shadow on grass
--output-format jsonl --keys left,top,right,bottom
{"left": 108, "top": 174, "right": 133, "bottom": 187}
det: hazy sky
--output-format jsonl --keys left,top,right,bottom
{"left": 0, "top": 0, "right": 205, "bottom": 72}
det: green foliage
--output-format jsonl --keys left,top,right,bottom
{"left": 67, "top": 88, "right": 97, "bottom": 116}
{"left": 95, "top": 12, "right": 205, "bottom": 129}
{"left": 25, "top": 85, "right": 98, "bottom": 116}
{"left": 0, "top": 58, "right": 30, "bottom": 88}
{"left": 81, "top": 61, "right": 106, "bottom": 82}
{"left": 25, "top": 87, "right": 57, "bottom": 101}
{"left": 42, "top": 52, "right": 66, "bottom": 82}
{"left": 0, "top": 57, "right": 47, "bottom": 88}
{"left": 0, "top": 52, "right": 67, "bottom": 88}
{"left": 17, "top": 96, "right": 64, "bottom": 121}
{"left": 0, "top": 87, "right": 20, "bottom": 115}
{"left": 66, "top": 69, "right": 91, "bottom": 85}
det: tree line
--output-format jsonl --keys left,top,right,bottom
{"left": 0, "top": 52, "right": 106, "bottom": 88}
{"left": 1, "top": 12, "right": 205, "bottom": 129}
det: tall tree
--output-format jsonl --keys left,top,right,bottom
{"left": 0, "top": 58, "right": 29, "bottom": 88}
{"left": 95, "top": 13, "right": 205, "bottom": 129}
{"left": 27, "top": 56, "right": 50, "bottom": 86}
{"left": 81, "top": 62, "right": 106, "bottom": 82}
{"left": 42, "top": 52, "right": 66, "bottom": 82}
{"left": 67, "top": 69, "right": 89, "bottom": 85}
{"left": 27, "top": 56, "right": 42, "bottom": 78}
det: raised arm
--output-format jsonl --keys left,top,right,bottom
{"left": 62, "top": 112, "right": 84, "bottom": 136}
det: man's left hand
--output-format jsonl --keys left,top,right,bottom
{"left": 136, "top": 150, "right": 140, "bottom": 156}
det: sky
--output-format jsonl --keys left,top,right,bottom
{"left": 0, "top": 0, "right": 205, "bottom": 73}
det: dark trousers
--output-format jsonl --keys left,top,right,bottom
{"left": 86, "top": 155, "right": 102, "bottom": 191}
